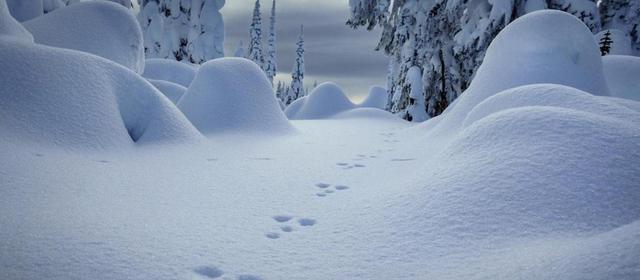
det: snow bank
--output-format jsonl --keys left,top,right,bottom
{"left": 289, "top": 82, "right": 355, "bottom": 120}
{"left": 147, "top": 79, "right": 187, "bottom": 105}
{"left": 421, "top": 10, "right": 610, "bottom": 137}
{"left": 142, "top": 58, "right": 198, "bottom": 88}
{"left": 23, "top": 1, "right": 145, "bottom": 73}
{"left": 602, "top": 55, "right": 640, "bottom": 102}
{"left": 5, "top": 0, "right": 41, "bottom": 22}
{"left": 178, "top": 58, "right": 293, "bottom": 135}
{"left": 0, "top": 39, "right": 202, "bottom": 150}
{"left": 463, "top": 84, "right": 640, "bottom": 128}
{"left": 0, "top": 0, "right": 33, "bottom": 42}
{"left": 595, "top": 29, "right": 633, "bottom": 55}
{"left": 332, "top": 107, "right": 403, "bottom": 122}
{"left": 284, "top": 96, "right": 307, "bottom": 119}
{"left": 358, "top": 86, "right": 387, "bottom": 109}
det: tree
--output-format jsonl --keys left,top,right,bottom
{"left": 599, "top": 30, "right": 614, "bottom": 55}
{"left": 248, "top": 0, "right": 265, "bottom": 69}
{"left": 548, "top": 0, "right": 601, "bottom": 32}
{"left": 234, "top": 40, "right": 245, "bottom": 57}
{"left": 287, "top": 25, "right": 305, "bottom": 105}
{"left": 187, "top": 0, "right": 225, "bottom": 64}
{"left": 264, "top": 0, "right": 277, "bottom": 85}
{"left": 600, "top": 0, "right": 640, "bottom": 55}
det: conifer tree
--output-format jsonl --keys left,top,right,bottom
{"left": 599, "top": 30, "right": 614, "bottom": 55}
{"left": 264, "top": 0, "right": 278, "bottom": 85}
{"left": 248, "top": 0, "right": 265, "bottom": 69}
{"left": 287, "top": 25, "right": 305, "bottom": 105}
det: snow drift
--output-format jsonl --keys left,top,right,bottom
{"left": 24, "top": 1, "right": 145, "bottom": 73}
{"left": 142, "top": 58, "right": 198, "bottom": 88}
{"left": 289, "top": 82, "right": 355, "bottom": 120}
{"left": 178, "top": 58, "right": 293, "bottom": 135}
{"left": 420, "top": 10, "right": 611, "bottom": 137}
{"left": 0, "top": 39, "right": 202, "bottom": 150}
{"left": 0, "top": 0, "right": 33, "bottom": 42}
{"left": 147, "top": 79, "right": 187, "bottom": 105}
{"left": 602, "top": 55, "right": 640, "bottom": 102}
{"left": 284, "top": 96, "right": 307, "bottom": 119}
{"left": 358, "top": 86, "right": 387, "bottom": 109}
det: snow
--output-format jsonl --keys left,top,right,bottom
{"left": 5, "top": 0, "right": 42, "bottom": 22}
{"left": 0, "top": 0, "right": 33, "bottom": 42}
{"left": 421, "top": 10, "right": 611, "bottom": 138}
{"left": 0, "top": 38, "right": 202, "bottom": 151}
{"left": 602, "top": 55, "right": 640, "bottom": 102}
{"left": 24, "top": 1, "right": 144, "bottom": 73}
{"left": 358, "top": 86, "right": 387, "bottom": 109}
{"left": 147, "top": 79, "right": 187, "bottom": 105}
{"left": 178, "top": 58, "right": 293, "bottom": 135}
{"left": 288, "top": 82, "right": 356, "bottom": 120}
{"left": 141, "top": 58, "right": 198, "bottom": 88}
{"left": 2, "top": 4, "right": 640, "bottom": 280}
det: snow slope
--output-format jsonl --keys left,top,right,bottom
{"left": 178, "top": 58, "right": 293, "bottom": 135}
{"left": 142, "top": 58, "right": 198, "bottom": 88}
{"left": 147, "top": 79, "right": 187, "bottom": 105}
{"left": 23, "top": 1, "right": 144, "bottom": 73}
{"left": 0, "top": 39, "right": 202, "bottom": 150}
{"left": 602, "top": 55, "right": 640, "bottom": 101}
{"left": 289, "top": 82, "right": 356, "bottom": 120}
{"left": 358, "top": 86, "right": 387, "bottom": 109}
{"left": 0, "top": 0, "right": 33, "bottom": 42}
{"left": 421, "top": 10, "right": 611, "bottom": 139}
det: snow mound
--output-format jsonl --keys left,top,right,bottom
{"left": 398, "top": 106, "right": 640, "bottom": 245}
{"left": 0, "top": 0, "right": 33, "bottom": 42}
{"left": 147, "top": 79, "right": 187, "bottom": 105}
{"left": 333, "top": 107, "right": 403, "bottom": 122}
{"left": 358, "top": 86, "right": 388, "bottom": 109}
{"left": 284, "top": 96, "right": 307, "bottom": 119}
{"left": 0, "top": 39, "right": 202, "bottom": 150}
{"left": 463, "top": 84, "right": 640, "bottom": 128}
{"left": 421, "top": 10, "right": 610, "bottom": 137}
{"left": 5, "top": 0, "right": 42, "bottom": 22}
{"left": 602, "top": 55, "right": 640, "bottom": 102}
{"left": 290, "top": 82, "right": 356, "bottom": 120}
{"left": 23, "top": 1, "right": 144, "bottom": 73}
{"left": 595, "top": 29, "right": 633, "bottom": 55}
{"left": 178, "top": 58, "right": 293, "bottom": 135}
{"left": 142, "top": 58, "right": 198, "bottom": 88}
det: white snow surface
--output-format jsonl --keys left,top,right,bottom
{"left": 420, "top": 10, "right": 611, "bottom": 138}
{"left": 147, "top": 79, "right": 187, "bottom": 105}
{"left": 283, "top": 95, "right": 307, "bottom": 119}
{"left": 142, "top": 58, "right": 198, "bottom": 88}
{"left": 602, "top": 55, "right": 640, "bottom": 102}
{"left": 358, "top": 86, "right": 388, "bottom": 109}
{"left": 5, "top": 0, "right": 42, "bottom": 22}
{"left": 288, "top": 82, "right": 356, "bottom": 120}
{"left": 0, "top": 38, "right": 202, "bottom": 150}
{"left": 178, "top": 58, "right": 293, "bottom": 135}
{"left": 2, "top": 6, "right": 640, "bottom": 280}
{"left": 0, "top": 0, "right": 33, "bottom": 42}
{"left": 23, "top": 1, "right": 144, "bottom": 73}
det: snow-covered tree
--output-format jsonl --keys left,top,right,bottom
{"left": 600, "top": 0, "right": 640, "bottom": 55}
{"left": 248, "top": 0, "right": 265, "bottom": 68}
{"left": 138, "top": 0, "right": 224, "bottom": 63}
{"left": 406, "top": 66, "right": 427, "bottom": 122}
{"left": 548, "top": 0, "right": 601, "bottom": 32}
{"left": 286, "top": 25, "right": 305, "bottom": 105}
{"left": 264, "top": 0, "right": 278, "bottom": 85}
{"left": 599, "top": 30, "right": 614, "bottom": 55}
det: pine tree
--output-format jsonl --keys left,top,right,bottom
{"left": 600, "top": 0, "right": 640, "bottom": 55}
{"left": 234, "top": 40, "right": 245, "bottom": 57}
{"left": 287, "top": 25, "right": 305, "bottom": 105}
{"left": 248, "top": 0, "right": 265, "bottom": 68}
{"left": 599, "top": 30, "right": 614, "bottom": 55}
{"left": 264, "top": 0, "right": 278, "bottom": 85}
{"left": 548, "top": 0, "right": 601, "bottom": 32}
{"left": 187, "top": 0, "right": 225, "bottom": 64}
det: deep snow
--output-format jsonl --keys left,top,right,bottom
{"left": 1, "top": 7, "right": 640, "bottom": 280}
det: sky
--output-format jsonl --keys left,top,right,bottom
{"left": 220, "top": 0, "right": 389, "bottom": 102}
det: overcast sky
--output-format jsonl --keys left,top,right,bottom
{"left": 220, "top": 0, "right": 388, "bottom": 102}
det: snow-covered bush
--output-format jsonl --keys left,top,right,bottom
{"left": 147, "top": 79, "right": 187, "bottom": 105}
{"left": 288, "top": 82, "right": 355, "bottom": 120}
{"left": 142, "top": 58, "right": 198, "bottom": 88}
{"left": 0, "top": 39, "right": 202, "bottom": 150}
{"left": 178, "top": 58, "right": 293, "bottom": 135}
{"left": 358, "top": 86, "right": 388, "bottom": 109}
{"left": 23, "top": 1, "right": 144, "bottom": 73}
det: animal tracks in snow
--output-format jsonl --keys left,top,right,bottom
{"left": 193, "top": 265, "right": 263, "bottom": 280}
{"left": 313, "top": 183, "right": 350, "bottom": 198}
{"left": 265, "top": 215, "right": 316, "bottom": 239}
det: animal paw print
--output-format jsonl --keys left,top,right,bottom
{"left": 314, "top": 183, "right": 350, "bottom": 197}
{"left": 265, "top": 215, "right": 316, "bottom": 239}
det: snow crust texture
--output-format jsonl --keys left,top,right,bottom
{"left": 23, "top": 1, "right": 145, "bottom": 73}
{"left": 178, "top": 58, "right": 293, "bottom": 135}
